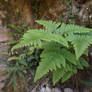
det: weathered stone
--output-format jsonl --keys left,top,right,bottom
{"left": 0, "top": 82, "right": 5, "bottom": 90}
{"left": 31, "top": 88, "right": 36, "bottom": 92}
{"left": 0, "top": 11, "right": 6, "bottom": 18}
{"left": 39, "top": 0, "right": 66, "bottom": 20}
{"left": 83, "top": 88, "right": 91, "bottom": 92}
{"left": 0, "top": 64, "right": 6, "bottom": 81}
{"left": 0, "top": 64, "right": 6, "bottom": 91}
{"left": 52, "top": 88, "right": 61, "bottom": 92}
{"left": 0, "top": 43, "right": 10, "bottom": 61}
{"left": 40, "top": 86, "right": 51, "bottom": 92}
{"left": 0, "top": 27, "right": 13, "bottom": 43}
{"left": 0, "top": 20, "right": 2, "bottom": 25}
{"left": 77, "top": 0, "right": 92, "bottom": 27}
{"left": 64, "top": 88, "right": 73, "bottom": 92}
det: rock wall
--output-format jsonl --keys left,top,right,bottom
{"left": 0, "top": 2, "right": 13, "bottom": 91}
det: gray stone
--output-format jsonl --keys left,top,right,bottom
{"left": 0, "top": 64, "right": 6, "bottom": 92}
{"left": 64, "top": 88, "right": 73, "bottom": 92}
{"left": 0, "top": 64, "right": 6, "bottom": 82}
{"left": 31, "top": 88, "right": 37, "bottom": 92}
{"left": 83, "top": 88, "right": 90, "bottom": 92}
{"left": 0, "top": 82, "right": 5, "bottom": 90}
{"left": 0, "top": 27, "right": 13, "bottom": 43}
{"left": 0, "top": 43, "right": 10, "bottom": 61}
{"left": 40, "top": 86, "right": 51, "bottom": 92}
{"left": 51, "top": 88, "right": 61, "bottom": 92}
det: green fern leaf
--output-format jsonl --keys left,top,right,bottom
{"left": 79, "top": 58, "right": 89, "bottom": 67}
{"left": 76, "top": 60, "right": 84, "bottom": 69}
{"left": 12, "top": 29, "right": 68, "bottom": 51}
{"left": 36, "top": 20, "right": 60, "bottom": 32}
{"left": 58, "top": 23, "right": 92, "bottom": 35}
{"left": 53, "top": 68, "right": 65, "bottom": 84}
{"left": 67, "top": 35, "right": 92, "bottom": 59}
{"left": 43, "top": 42, "right": 77, "bottom": 65}
{"left": 61, "top": 48, "right": 77, "bottom": 65}
{"left": 62, "top": 72, "right": 73, "bottom": 83}
{"left": 36, "top": 20, "right": 92, "bottom": 35}
{"left": 34, "top": 48, "right": 66, "bottom": 82}
{"left": 42, "top": 41, "right": 62, "bottom": 51}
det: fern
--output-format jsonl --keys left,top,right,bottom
{"left": 53, "top": 67, "right": 65, "bottom": 84}
{"left": 34, "top": 44, "right": 66, "bottom": 82}
{"left": 36, "top": 20, "right": 92, "bottom": 34}
{"left": 12, "top": 20, "right": 92, "bottom": 84}
{"left": 35, "top": 20, "right": 92, "bottom": 59}
{"left": 36, "top": 20, "right": 60, "bottom": 32}
{"left": 62, "top": 72, "right": 73, "bottom": 83}
{"left": 12, "top": 29, "right": 68, "bottom": 51}
{"left": 67, "top": 34, "right": 92, "bottom": 59}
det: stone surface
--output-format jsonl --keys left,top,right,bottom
{"left": 77, "top": 0, "right": 92, "bottom": 27}
{"left": 0, "top": 64, "right": 6, "bottom": 92}
{"left": 0, "top": 82, "right": 5, "bottom": 90}
{"left": 31, "top": 88, "right": 36, "bottom": 92}
{"left": 40, "top": 86, "right": 51, "bottom": 92}
{"left": 83, "top": 88, "right": 91, "bottom": 92}
{"left": 52, "top": 88, "right": 61, "bottom": 92}
{"left": 0, "top": 20, "right": 2, "bottom": 25}
{"left": 0, "top": 43, "right": 10, "bottom": 61}
{"left": 0, "top": 64, "right": 6, "bottom": 82}
{"left": 64, "top": 88, "right": 73, "bottom": 92}
{"left": 0, "top": 11, "right": 6, "bottom": 18}
{"left": 0, "top": 27, "right": 13, "bottom": 43}
{"left": 31, "top": 86, "right": 62, "bottom": 92}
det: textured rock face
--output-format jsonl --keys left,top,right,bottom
{"left": 0, "top": 28, "right": 12, "bottom": 61}
{"left": 52, "top": 88, "right": 61, "bottom": 92}
{"left": 0, "top": 64, "right": 6, "bottom": 81}
{"left": 64, "top": 88, "right": 73, "bottom": 92}
{"left": 0, "top": 64, "right": 6, "bottom": 92}
{"left": 0, "top": 8, "right": 13, "bottom": 91}
{"left": 83, "top": 88, "right": 91, "bottom": 92}
{"left": 39, "top": 0, "right": 66, "bottom": 20}
{"left": 31, "top": 83, "right": 62, "bottom": 92}
{"left": 0, "top": 3, "right": 13, "bottom": 61}
{"left": 0, "top": 28, "right": 13, "bottom": 43}
{"left": 40, "top": 87, "right": 51, "bottom": 92}
{"left": 0, "top": 26, "right": 13, "bottom": 61}
{"left": 78, "top": 0, "right": 92, "bottom": 27}
{"left": 0, "top": 43, "right": 10, "bottom": 61}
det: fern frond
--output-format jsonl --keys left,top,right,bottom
{"left": 53, "top": 63, "right": 77, "bottom": 84}
{"left": 37, "top": 20, "right": 92, "bottom": 36}
{"left": 79, "top": 58, "right": 89, "bottom": 67}
{"left": 12, "top": 29, "right": 68, "bottom": 51}
{"left": 60, "top": 48, "right": 77, "bottom": 65}
{"left": 76, "top": 60, "right": 84, "bottom": 69}
{"left": 53, "top": 67, "right": 65, "bottom": 84}
{"left": 57, "top": 23, "right": 92, "bottom": 35}
{"left": 43, "top": 43, "right": 77, "bottom": 65}
{"left": 36, "top": 20, "right": 60, "bottom": 32}
{"left": 67, "top": 35, "right": 92, "bottom": 59}
{"left": 34, "top": 47, "right": 66, "bottom": 82}
{"left": 62, "top": 72, "right": 73, "bottom": 83}
{"left": 42, "top": 41, "right": 62, "bottom": 50}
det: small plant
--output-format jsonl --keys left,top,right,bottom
{"left": 0, "top": 51, "right": 27, "bottom": 90}
{"left": 0, "top": 24, "right": 38, "bottom": 91}
{"left": 12, "top": 20, "right": 92, "bottom": 84}
{"left": 80, "top": 80, "right": 92, "bottom": 86}
{"left": 0, "top": 46, "right": 40, "bottom": 91}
